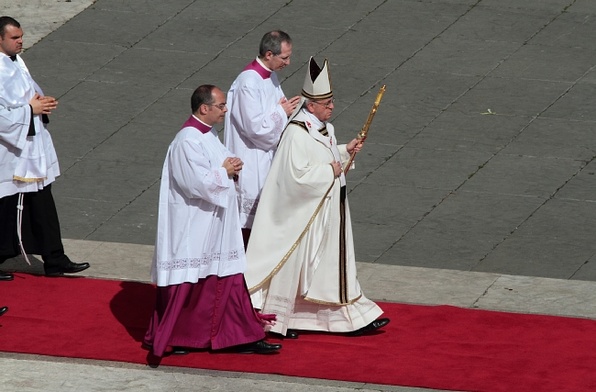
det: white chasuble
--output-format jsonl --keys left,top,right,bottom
{"left": 245, "top": 110, "right": 382, "bottom": 334}
{"left": 0, "top": 54, "right": 59, "bottom": 198}
{"left": 152, "top": 119, "right": 246, "bottom": 287}
{"left": 224, "top": 58, "right": 288, "bottom": 228}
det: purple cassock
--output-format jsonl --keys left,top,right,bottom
{"left": 144, "top": 274, "right": 266, "bottom": 357}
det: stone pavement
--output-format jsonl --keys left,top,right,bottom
{"left": 1, "top": 0, "right": 596, "bottom": 391}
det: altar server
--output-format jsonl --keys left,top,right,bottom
{"left": 0, "top": 16, "right": 89, "bottom": 278}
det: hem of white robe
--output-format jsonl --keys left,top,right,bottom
{"left": 267, "top": 293, "right": 383, "bottom": 335}
{"left": 0, "top": 174, "right": 58, "bottom": 199}
{"left": 153, "top": 267, "right": 246, "bottom": 287}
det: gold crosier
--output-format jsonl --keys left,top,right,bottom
{"left": 343, "top": 84, "right": 386, "bottom": 175}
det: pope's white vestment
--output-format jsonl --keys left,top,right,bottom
{"left": 245, "top": 109, "right": 383, "bottom": 335}
{"left": 224, "top": 58, "right": 288, "bottom": 228}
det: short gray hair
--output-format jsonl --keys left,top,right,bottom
{"left": 259, "top": 30, "right": 292, "bottom": 57}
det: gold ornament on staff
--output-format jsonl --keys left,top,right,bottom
{"left": 343, "top": 84, "right": 386, "bottom": 175}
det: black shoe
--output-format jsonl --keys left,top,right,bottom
{"left": 346, "top": 318, "right": 390, "bottom": 336}
{"left": 45, "top": 261, "right": 90, "bottom": 277}
{"left": 0, "top": 306, "right": 7, "bottom": 316}
{"left": 270, "top": 329, "right": 299, "bottom": 339}
{"left": 235, "top": 340, "right": 282, "bottom": 354}
{"left": 0, "top": 271, "right": 13, "bottom": 281}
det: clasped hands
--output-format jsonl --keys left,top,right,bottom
{"left": 223, "top": 157, "right": 243, "bottom": 179}
{"left": 29, "top": 93, "right": 57, "bottom": 115}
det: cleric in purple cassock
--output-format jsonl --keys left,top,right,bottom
{"left": 143, "top": 85, "right": 281, "bottom": 358}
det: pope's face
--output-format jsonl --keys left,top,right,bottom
{"left": 0, "top": 24, "right": 23, "bottom": 57}
{"left": 308, "top": 97, "right": 334, "bottom": 122}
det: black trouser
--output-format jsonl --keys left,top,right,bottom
{"left": 0, "top": 185, "right": 70, "bottom": 269}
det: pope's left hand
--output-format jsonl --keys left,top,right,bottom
{"left": 347, "top": 138, "right": 364, "bottom": 155}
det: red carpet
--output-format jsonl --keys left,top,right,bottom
{"left": 1, "top": 273, "right": 596, "bottom": 392}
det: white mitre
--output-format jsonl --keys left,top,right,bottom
{"left": 289, "top": 57, "right": 333, "bottom": 122}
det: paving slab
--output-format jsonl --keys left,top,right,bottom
{"left": 0, "top": 356, "right": 442, "bottom": 392}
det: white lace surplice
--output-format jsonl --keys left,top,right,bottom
{"left": 152, "top": 127, "right": 246, "bottom": 287}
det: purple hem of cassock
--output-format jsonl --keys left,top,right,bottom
{"left": 143, "top": 274, "right": 266, "bottom": 357}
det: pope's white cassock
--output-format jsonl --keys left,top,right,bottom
{"left": 245, "top": 108, "right": 383, "bottom": 336}
{"left": 145, "top": 115, "right": 264, "bottom": 357}
{"left": 0, "top": 53, "right": 59, "bottom": 198}
{"left": 224, "top": 58, "right": 288, "bottom": 228}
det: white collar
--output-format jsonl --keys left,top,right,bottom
{"left": 255, "top": 56, "right": 273, "bottom": 72}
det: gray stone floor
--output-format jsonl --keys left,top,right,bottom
{"left": 1, "top": 0, "right": 596, "bottom": 391}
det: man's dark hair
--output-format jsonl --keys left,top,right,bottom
{"left": 191, "top": 85, "right": 216, "bottom": 113}
{"left": 259, "top": 30, "right": 292, "bottom": 57}
{"left": 0, "top": 16, "right": 20, "bottom": 38}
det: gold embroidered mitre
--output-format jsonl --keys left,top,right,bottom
{"left": 289, "top": 57, "right": 334, "bottom": 122}
{"left": 301, "top": 56, "right": 333, "bottom": 100}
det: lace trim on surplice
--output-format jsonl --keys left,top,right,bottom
{"left": 157, "top": 250, "right": 240, "bottom": 271}
{"left": 271, "top": 111, "right": 284, "bottom": 139}
{"left": 240, "top": 197, "right": 258, "bottom": 216}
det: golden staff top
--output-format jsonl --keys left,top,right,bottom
{"left": 343, "top": 84, "right": 386, "bottom": 175}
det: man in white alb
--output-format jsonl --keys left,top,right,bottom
{"left": 0, "top": 16, "right": 89, "bottom": 279}
{"left": 224, "top": 30, "right": 300, "bottom": 248}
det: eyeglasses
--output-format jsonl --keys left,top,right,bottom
{"left": 207, "top": 103, "right": 227, "bottom": 110}
{"left": 312, "top": 98, "right": 335, "bottom": 109}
